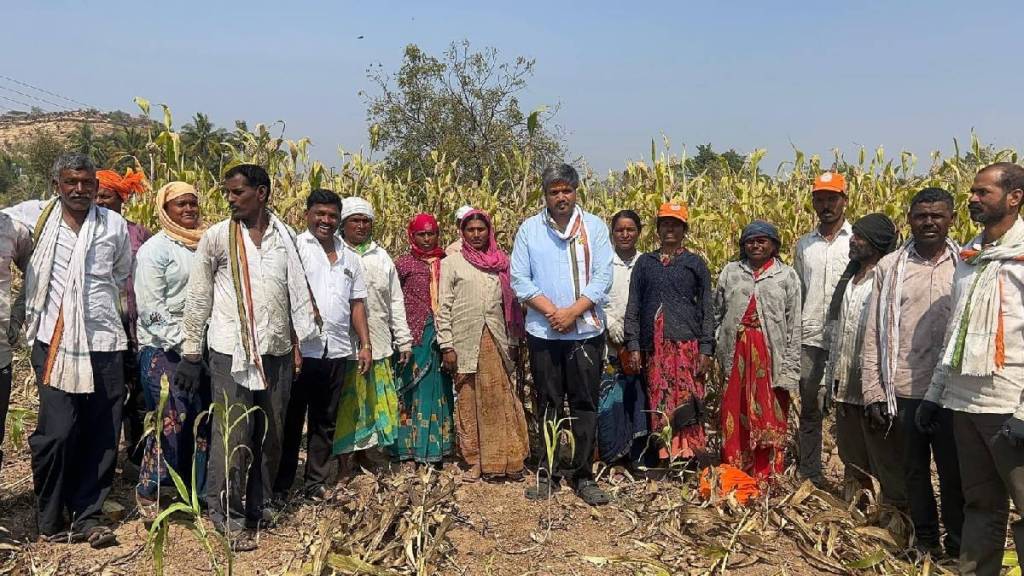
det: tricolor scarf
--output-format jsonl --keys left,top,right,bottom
{"left": 460, "top": 210, "right": 525, "bottom": 339}
{"left": 24, "top": 200, "right": 98, "bottom": 393}
{"left": 407, "top": 213, "right": 445, "bottom": 313}
{"left": 942, "top": 218, "right": 1024, "bottom": 377}
{"left": 228, "top": 213, "right": 320, "bottom": 390}
{"left": 877, "top": 238, "right": 959, "bottom": 415}
{"left": 546, "top": 206, "right": 602, "bottom": 336}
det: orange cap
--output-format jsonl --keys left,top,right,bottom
{"left": 813, "top": 171, "right": 846, "bottom": 194}
{"left": 657, "top": 200, "right": 689, "bottom": 224}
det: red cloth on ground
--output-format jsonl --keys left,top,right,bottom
{"left": 699, "top": 464, "right": 761, "bottom": 505}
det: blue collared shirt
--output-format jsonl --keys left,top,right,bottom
{"left": 510, "top": 209, "right": 613, "bottom": 341}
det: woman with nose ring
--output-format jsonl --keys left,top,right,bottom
{"left": 714, "top": 221, "right": 801, "bottom": 482}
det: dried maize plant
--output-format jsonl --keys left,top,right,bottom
{"left": 120, "top": 99, "right": 1006, "bottom": 279}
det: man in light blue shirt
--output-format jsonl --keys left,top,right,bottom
{"left": 511, "top": 163, "right": 613, "bottom": 506}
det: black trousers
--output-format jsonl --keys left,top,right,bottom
{"left": 527, "top": 333, "right": 604, "bottom": 483}
{"left": 0, "top": 363, "right": 11, "bottom": 471}
{"left": 834, "top": 401, "right": 907, "bottom": 508}
{"left": 275, "top": 356, "right": 347, "bottom": 494}
{"left": 28, "top": 342, "right": 125, "bottom": 536}
{"left": 897, "top": 397, "right": 963, "bottom": 554}
{"left": 206, "top": 351, "right": 292, "bottom": 531}
{"left": 122, "top": 347, "right": 147, "bottom": 465}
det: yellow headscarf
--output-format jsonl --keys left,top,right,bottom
{"left": 156, "top": 182, "right": 205, "bottom": 250}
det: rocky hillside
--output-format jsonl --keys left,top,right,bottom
{"left": 0, "top": 109, "right": 154, "bottom": 150}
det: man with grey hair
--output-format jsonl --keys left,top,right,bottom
{"left": 24, "top": 152, "right": 132, "bottom": 548}
{"left": 511, "top": 163, "right": 614, "bottom": 505}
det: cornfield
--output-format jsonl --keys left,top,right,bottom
{"left": 122, "top": 98, "right": 1009, "bottom": 274}
{"left": 4, "top": 97, "right": 1017, "bottom": 574}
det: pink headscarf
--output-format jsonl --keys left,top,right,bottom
{"left": 460, "top": 210, "right": 524, "bottom": 340}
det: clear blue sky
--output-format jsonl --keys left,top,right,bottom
{"left": 2, "top": 1, "right": 1020, "bottom": 175}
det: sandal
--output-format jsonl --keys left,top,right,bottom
{"left": 230, "top": 531, "right": 258, "bottom": 552}
{"left": 39, "top": 530, "right": 77, "bottom": 544}
{"left": 524, "top": 476, "right": 561, "bottom": 500}
{"left": 574, "top": 480, "right": 610, "bottom": 506}
{"left": 83, "top": 526, "right": 118, "bottom": 549}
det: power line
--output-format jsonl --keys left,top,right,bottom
{"left": 0, "top": 83, "right": 70, "bottom": 111}
{"left": 0, "top": 93, "right": 39, "bottom": 110}
{"left": 0, "top": 74, "right": 93, "bottom": 109}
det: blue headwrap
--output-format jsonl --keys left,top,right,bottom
{"left": 739, "top": 220, "right": 780, "bottom": 246}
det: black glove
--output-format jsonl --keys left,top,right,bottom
{"left": 822, "top": 384, "right": 835, "bottom": 417}
{"left": 174, "top": 358, "right": 203, "bottom": 395}
{"left": 865, "top": 402, "right": 890, "bottom": 432}
{"left": 915, "top": 400, "right": 941, "bottom": 434}
{"left": 1003, "top": 417, "right": 1024, "bottom": 448}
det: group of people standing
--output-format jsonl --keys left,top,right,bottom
{"left": 2, "top": 153, "right": 1024, "bottom": 575}
{"left": 783, "top": 163, "right": 1024, "bottom": 576}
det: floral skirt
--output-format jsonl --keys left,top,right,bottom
{"left": 598, "top": 351, "right": 649, "bottom": 464}
{"left": 392, "top": 318, "right": 454, "bottom": 463}
{"left": 136, "top": 347, "right": 210, "bottom": 500}
{"left": 333, "top": 359, "right": 399, "bottom": 455}
{"left": 720, "top": 308, "right": 790, "bottom": 482}
{"left": 645, "top": 313, "right": 706, "bottom": 460}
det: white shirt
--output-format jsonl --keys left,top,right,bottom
{"left": 794, "top": 221, "right": 853, "bottom": 349}
{"left": 37, "top": 209, "right": 132, "bottom": 351}
{"left": 826, "top": 269, "right": 876, "bottom": 405}
{"left": 927, "top": 224, "right": 1024, "bottom": 417}
{"left": 1, "top": 199, "right": 47, "bottom": 233}
{"left": 604, "top": 251, "right": 637, "bottom": 347}
{"left": 183, "top": 219, "right": 295, "bottom": 358}
{"left": 351, "top": 242, "right": 412, "bottom": 360}
{"left": 135, "top": 232, "right": 196, "bottom": 352}
{"left": 297, "top": 231, "right": 368, "bottom": 359}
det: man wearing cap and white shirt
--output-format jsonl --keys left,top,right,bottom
{"left": 446, "top": 205, "right": 475, "bottom": 256}
{"left": 274, "top": 189, "right": 373, "bottom": 501}
{"left": 794, "top": 171, "right": 852, "bottom": 487}
{"left": 332, "top": 196, "right": 412, "bottom": 469}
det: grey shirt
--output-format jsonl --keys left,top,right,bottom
{"left": 714, "top": 259, "right": 802, "bottom": 392}
{"left": 0, "top": 212, "right": 31, "bottom": 367}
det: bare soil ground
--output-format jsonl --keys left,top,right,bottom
{"left": 0, "top": 349, "right": 969, "bottom": 576}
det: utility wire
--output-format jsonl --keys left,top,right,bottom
{"left": 0, "top": 83, "right": 71, "bottom": 111}
{"left": 0, "top": 93, "right": 39, "bottom": 110}
{"left": 0, "top": 74, "right": 93, "bottom": 109}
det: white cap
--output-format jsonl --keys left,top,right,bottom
{"left": 455, "top": 205, "right": 474, "bottom": 222}
{"left": 342, "top": 197, "right": 375, "bottom": 221}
